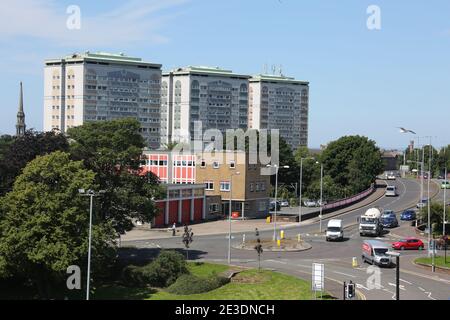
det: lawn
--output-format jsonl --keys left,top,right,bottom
{"left": 415, "top": 256, "right": 450, "bottom": 269}
{"left": 94, "top": 262, "right": 333, "bottom": 300}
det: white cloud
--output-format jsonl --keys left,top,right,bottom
{"left": 0, "top": 0, "right": 188, "bottom": 46}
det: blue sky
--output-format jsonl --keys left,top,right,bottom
{"left": 1, "top": 0, "right": 449, "bottom": 149}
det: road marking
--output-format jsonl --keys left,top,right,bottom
{"left": 418, "top": 287, "right": 425, "bottom": 292}
{"left": 356, "top": 283, "right": 370, "bottom": 291}
{"left": 400, "top": 278, "right": 412, "bottom": 285}
{"left": 333, "top": 271, "right": 356, "bottom": 278}
{"left": 267, "top": 259, "right": 287, "bottom": 265}
{"left": 425, "top": 292, "right": 436, "bottom": 300}
{"left": 388, "top": 283, "right": 406, "bottom": 291}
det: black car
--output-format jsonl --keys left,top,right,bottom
{"left": 269, "top": 201, "right": 281, "bottom": 211}
{"left": 381, "top": 216, "right": 399, "bottom": 228}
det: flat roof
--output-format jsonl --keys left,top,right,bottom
{"left": 250, "top": 74, "right": 309, "bottom": 85}
{"left": 45, "top": 51, "right": 161, "bottom": 68}
{"left": 163, "top": 66, "right": 251, "bottom": 79}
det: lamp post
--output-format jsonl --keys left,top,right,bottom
{"left": 299, "top": 157, "right": 314, "bottom": 223}
{"left": 319, "top": 163, "right": 324, "bottom": 233}
{"left": 78, "top": 188, "right": 105, "bottom": 300}
{"left": 443, "top": 146, "right": 447, "bottom": 236}
{"left": 387, "top": 251, "right": 400, "bottom": 300}
{"left": 228, "top": 171, "right": 240, "bottom": 265}
{"left": 267, "top": 164, "right": 290, "bottom": 241}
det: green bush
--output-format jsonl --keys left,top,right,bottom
{"left": 121, "top": 250, "right": 189, "bottom": 288}
{"left": 167, "top": 274, "right": 230, "bottom": 295}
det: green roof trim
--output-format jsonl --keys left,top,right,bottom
{"left": 45, "top": 51, "right": 161, "bottom": 67}
{"left": 250, "top": 74, "right": 309, "bottom": 85}
{"left": 163, "top": 66, "right": 251, "bottom": 78}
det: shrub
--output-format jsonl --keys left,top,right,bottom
{"left": 167, "top": 274, "right": 230, "bottom": 295}
{"left": 121, "top": 250, "right": 189, "bottom": 288}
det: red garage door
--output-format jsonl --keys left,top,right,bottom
{"left": 193, "top": 199, "right": 203, "bottom": 222}
{"left": 154, "top": 202, "right": 165, "bottom": 227}
{"left": 168, "top": 200, "right": 179, "bottom": 225}
{"left": 182, "top": 199, "right": 191, "bottom": 224}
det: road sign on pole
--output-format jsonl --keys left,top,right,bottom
{"left": 312, "top": 263, "right": 324, "bottom": 294}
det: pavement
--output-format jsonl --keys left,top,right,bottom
{"left": 121, "top": 178, "right": 450, "bottom": 300}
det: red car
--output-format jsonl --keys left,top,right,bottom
{"left": 392, "top": 238, "right": 425, "bottom": 250}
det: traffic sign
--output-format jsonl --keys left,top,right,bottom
{"left": 312, "top": 263, "right": 324, "bottom": 292}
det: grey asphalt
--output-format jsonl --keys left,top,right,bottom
{"left": 122, "top": 178, "right": 450, "bottom": 300}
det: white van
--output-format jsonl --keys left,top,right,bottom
{"left": 385, "top": 185, "right": 397, "bottom": 197}
{"left": 362, "top": 240, "right": 394, "bottom": 267}
{"left": 326, "top": 219, "right": 344, "bottom": 241}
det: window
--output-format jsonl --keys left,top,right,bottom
{"left": 258, "top": 201, "right": 267, "bottom": 211}
{"left": 230, "top": 161, "right": 236, "bottom": 169}
{"left": 250, "top": 183, "right": 254, "bottom": 192}
{"left": 205, "top": 181, "right": 214, "bottom": 191}
{"left": 220, "top": 181, "right": 230, "bottom": 192}
{"left": 209, "top": 203, "right": 219, "bottom": 212}
{"left": 256, "top": 183, "right": 260, "bottom": 192}
{"left": 261, "top": 182, "right": 266, "bottom": 191}
{"left": 213, "top": 161, "right": 220, "bottom": 169}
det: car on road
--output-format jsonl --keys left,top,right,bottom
{"left": 385, "top": 185, "right": 397, "bottom": 197}
{"left": 392, "top": 238, "right": 424, "bottom": 250}
{"left": 381, "top": 215, "right": 399, "bottom": 228}
{"left": 381, "top": 210, "right": 396, "bottom": 218}
{"left": 269, "top": 201, "right": 281, "bottom": 211}
{"left": 441, "top": 181, "right": 450, "bottom": 189}
{"left": 362, "top": 240, "right": 394, "bottom": 267}
{"left": 317, "top": 200, "right": 328, "bottom": 206}
{"left": 303, "top": 200, "right": 317, "bottom": 207}
{"left": 400, "top": 209, "right": 417, "bottom": 221}
{"left": 326, "top": 219, "right": 344, "bottom": 241}
{"left": 387, "top": 172, "right": 396, "bottom": 180}
{"left": 280, "top": 199, "right": 290, "bottom": 207}
{"left": 416, "top": 198, "right": 428, "bottom": 209}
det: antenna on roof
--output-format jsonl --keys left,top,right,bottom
{"left": 279, "top": 65, "right": 283, "bottom": 76}
{"left": 263, "top": 64, "right": 268, "bottom": 74}
{"left": 271, "top": 65, "right": 276, "bottom": 75}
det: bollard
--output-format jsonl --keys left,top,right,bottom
{"left": 243, "top": 234, "right": 246, "bottom": 245}
{"left": 280, "top": 230, "right": 285, "bottom": 240}
{"left": 266, "top": 216, "right": 271, "bottom": 224}
{"left": 277, "top": 239, "right": 281, "bottom": 247}
{"left": 352, "top": 257, "right": 358, "bottom": 268}
{"left": 297, "top": 234, "right": 301, "bottom": 243}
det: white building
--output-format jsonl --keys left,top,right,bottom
{"left": 161, "top": 66, "right": 250, "bottom": 144}
{"left": 43, "top": 52, "right": 162, "bottom": 148}
{"left": 249, "top": 74, "right": 309, "bottom": 150}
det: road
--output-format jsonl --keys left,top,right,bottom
{"left": 122, "top": 178, "right": 450, "bottom": 300}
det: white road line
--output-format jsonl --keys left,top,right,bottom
{"left": 425, "top": 292, "right": 437, "bottom": 300}
{"left": 399, "top": 278, "right": 412, "bottom": 285}
{"left": 333, "top": 271, "right": 356, "bottom": 278}
{"left": 418, "top": 287, "right": 425, "bottom": 292}
{"left": 388, "top": 283, "right": 406, "bottom": 291}
{"left": 356, "top": 283, "right": 370, "bottom": 291}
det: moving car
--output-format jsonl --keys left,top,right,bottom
{"left": 381, "top": 215, "right": 399, "bottom": 228}
{"left": 400, "top": 209, "right": 416, "bottom": 221}
{"left": 303, "top": 200, "right": 317, "bottom": 207}
{"left": 387, "top": 172, "right": 396, "bottom": 180}
{"left": 326, "top": 219, "right": 344, "bottom": 241}
{"left": 385, "top": 185, "right": 397, "bottom": 197}
{"left": 280, "top": 199, "right": 290, "bottom": 207}
{"left": 381, "top": 210, "right": 395, "bottom": 218}
{"left": 362, "top": 240, "right": 394, "bottom": 267}
{"left": 392, "top": 238, "right": 424, "bottom": 250}
{"left": 441, "top": 181, "right": 450, "bottom": 189}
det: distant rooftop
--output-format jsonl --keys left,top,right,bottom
{"left": 250, "top": 73, "right": 309, "bottom": 85}
{"left": 163, "top": 66, "right": 251, "bottom": 79}
{"left": 45, "top": 51, "right": 161, "bottom": 68}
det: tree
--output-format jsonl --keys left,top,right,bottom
{"left": 67, "top": 118, "right": 163, "bottom": 234}
{"left": 0, "top": 151, "right": 116, "bottom": 298}
{"left": 419, "top": 202, "right": 445, "bottom": 236}
{"left": 320, "top": 136, "right": 383, "bottom": 194}
{"left": 0, "top": 130, "right": 68, "bottom": 196}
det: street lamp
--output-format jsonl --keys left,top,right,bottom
{"left": 78, "top": 188, "right": 105, "bottom": 300}
{"left": 387, "top": 251, "right": 400, "bottom": 300}
{"left": 299, "top": 157, "right": 314, "bottom": 223}
{"left": 228, "top": 171, "right": 240, "bottom": 265}
{"left": 266, "top": 164, "right": 290, "bottom": 241}
{"left": 316, "top": 162, "right": 324, "bottom": 233}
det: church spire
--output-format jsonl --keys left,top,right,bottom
{"left": 16, "top": 81, "right": 26, "bottom": 136}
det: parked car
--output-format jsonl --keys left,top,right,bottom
{"left": 416, "top": 198, "right": 428, "bottom": 209}
{"left": 280, "top": 199, "right": 290, "bottom": 207}
{"left": 269, "top": 201, "right": 281, "bottom": 211}
{"left": 392, "top": 238, "right": 424, "bottom": 250}
{"left": 317, "top": 200, "right": 328, "bottom": 206}
{"left": 303, "top": 200, "right": 317, "bottom": 207}
{"left": 387, "top": 172, "right": 396, "bottom": 180}
{"left": 400, "top": 209, "right": 417, "bottom": 221}
{"left": 441, "top": 181, "right": 450, "bottom": 189}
